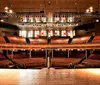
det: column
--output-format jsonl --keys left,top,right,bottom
{"left": 47, "top": 50, "right": 51, "bottom": 69}
{"left": 29, "top": 50, "right": 32, "bottom": 58}
{"left": 11, "top": 50, "right": 13, "bottom": 59}
{"left": 52, "top": 49, "right": 53, "bottom": 58}
{"left": 85, "top": 50, "right": 88, "bottom": 59}
{"left": 68, "top": 49, "right": 70, "bottom": 58}
{"left": 45, "top": 49, "right": 47, "bottom": 66}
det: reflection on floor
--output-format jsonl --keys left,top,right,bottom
{"left": 0, "top": 68, "right": 100, "bottom": 85}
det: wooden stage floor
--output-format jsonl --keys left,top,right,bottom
{"left": 0, "top": 68, "right": 100, "bottom": 85}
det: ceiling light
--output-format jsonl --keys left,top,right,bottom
{"left": 75, "top": 3, "right": 77, "bottom": 5}
{"left": 5, "top": 10, "right": 8, "bottom": 13}
{"left": 4, "top": 6, "right": 8, "bottom": 10}
{"left": 90, "top": 6, "right": 93, "bottom": 10}
{"left": 90, "top": 9, "right": 93, "bottom": 12}
{"left": 86, "top": 9, "right": 89, "bottom": 13}
{"left": 9, "top": 9, "right": 13, "bottom": 13}
{"left": 0, "top": 19, "right": 4, "bottom": 22}
{"left": 96, "top": 19, "right": 99, "bottom": 22}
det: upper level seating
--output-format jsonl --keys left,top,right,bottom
{"left": 92, "top": 34, "right": 100, "bottom": 43}
{"left": 8, "top": 36, "right": 26, "bottom": 44}
{"left": 72, "top": 36, "right": 90, "bottom": 44}
{"left": 0, "top": 36, "right": 5, "bottom": 43}
{"left": 30, "top": 39, "right": 47, "bottom": 44}
{"left": 51, "top": 39, "right": 68, "bottom": 44}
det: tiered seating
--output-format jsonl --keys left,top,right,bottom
{"left": 0, "top": 53, "right": 13, "bottom": 68}
{"left": 7, "top": 51, "right": 45, "bottom": 68}
{"left": 70, "top": 50, "right": 85, "bottom": 58}
{"left": 8, "top": 53, "right": 29, "bottom": 59}
{"left": 52, "top": 50, "right": 85, "bottom": 68}
{"left": 31, "top": 50, "right": 45, "bottom": 58}
{"left": 53, "top": 50, "right": 67, "bottom": 57}
{"left": 92, "top": 34, "right": 100, "bottom": 43}
{"left": 8, "top": 36, "right": 26, "bottom": 44}
{"left": 30, "top": 39, "right": 47, "bottom": 44}
{"left": 52, "top": 58, "right": 80, "bottom": 68}
{"left": 51, "top": 39, "right": 68, "bottom": 44}
{"left": 79, "top": 50, "right": 100, "bottom": 68}
{"left": 13, "top": 58, "right": 45, "bottom": 68}
{"left": 72, "top": 36, "right": 90, "bottom": 44}
{"left": 0, "top": 36, "right": 5, "bottom": 43}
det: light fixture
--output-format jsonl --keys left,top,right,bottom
{"left": 5, "top": 10, "right": 8, "bottom": 13}
{"left": 90, "top": 6, "right": 93, "bottom": 10}
{"left": 4, "top": 6, "right": 8, "bottom": 10}
{"left": 0, "top": 19, "right": 4, "bottom": 22}
{"left": 86, "top": 9, "right": 89, "bottom": 13}
{"left": 86, "top": 6, "right": 93, "bottom": 13}
{"left": 96, "top": 19, "right": 99, "bottom": 22}
{"left": 9, "top": 9, "right": 13, "bottom": 13}
{"left": 4, "top": 6, "right": 13, "bottom": 13}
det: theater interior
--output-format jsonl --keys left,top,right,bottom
{"left": 0, "top": 0, "right": 100, "bottom": 85}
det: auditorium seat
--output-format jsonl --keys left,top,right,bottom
{"left": 13, "top": 58, "right": 45, "bottom": 68}
{"left": 70, "top": 50, "right": 85, "bottom": 58}
{"left": 52, "top": 57, "right": 81, "bottom": 68}
{"left": 8, "top": 53, "right": 29, "bottom": 59}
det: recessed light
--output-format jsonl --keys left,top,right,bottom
{"left": 75, "top": 3, "right": 77, "bottom": 5}
{"left": 0, "top": 19, "right": 4, "bottom": 22}
{"left": 5, "top": 10, "right": 8, "bottom": 13}
{"left": 90, "top": 6, "right": 93, "bottom": 10}
{"left": 9, "top": 9, "right": 13, "bottom": 13}
{"left": 4, "top": 6, "right": 8, "bottom": 10}
{"left": 96, "top": 19, "right": 99, "bottom": 22}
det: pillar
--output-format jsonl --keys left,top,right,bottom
{"left": 85, "top": 50, "right": 88, "bottom": 59}
{"left": 68, "top": 49, "right": 70, "bottom": 58}
{"left": 52, "top": 49, "right": 53, "bottom": 58}
{"left": 11, "top": 50, "right": 13, "bottom": 59}
{"left": 45, "top": 49, "right": 48, "bottom": 66}
{"left": 29, "top": 50, "right": 32, "bottom": 58}
{"left": 47, "top": 49, "right": 51, "bottom": 69}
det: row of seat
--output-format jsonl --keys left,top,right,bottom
{"left": 0, "top": 35, "right": 100, "bottom": 44}
{"left": 0, "top": 50, "right": 100, "bottom": 68}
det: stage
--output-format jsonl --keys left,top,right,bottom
{"left": 0, "top": 68, "right": 100, "bottom": 85}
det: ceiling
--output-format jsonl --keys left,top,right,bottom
{"left": 0, "top": 0, "right": 100, "bottom": 12}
